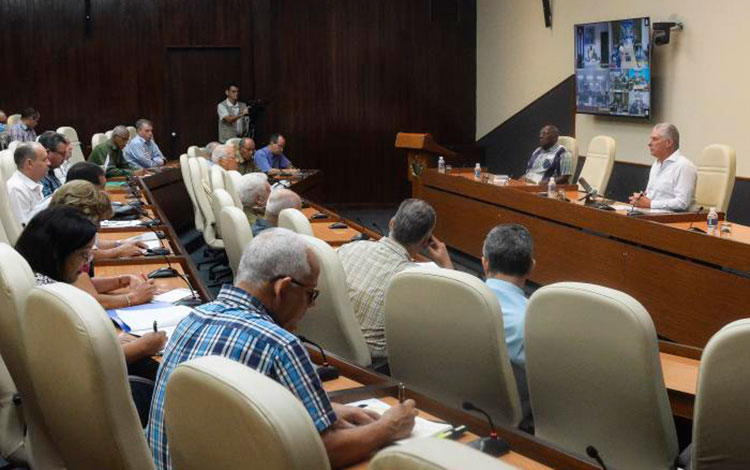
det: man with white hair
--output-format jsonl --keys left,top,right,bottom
{"left": 87, "top": 125, "right": 135, "bottom": 177}
{"left": 211, "top": 143, "right": 239, "bottom": 171}
{"left": 237, "top": 172, "right": 271, "bottom": 225}
{"left": 7, "top": 143, "right": 49, "bottom": 225}
{"left": 252, "top": 187, "right": 301, "bottom": 236}
{"left": 629, "top": 122, "right": 697, "bottom": 211}
{"left": 147, "top": 228, "right": 417, "bottom": 470}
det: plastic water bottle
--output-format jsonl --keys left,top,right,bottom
{"left": 707, "top": 207, "right": 719, "bottom": 235}
{"left": 438, "top": 156, "right": 445, "bottom": 174}
{"left": 547, "top": 178, "right": 557, "bottom": 199}
{"left": 474, "top": 163, "right": 481, "bottom": 180}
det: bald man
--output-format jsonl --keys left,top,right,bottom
{"left": 523, "top": 125, "right": 572, "bottom": 184}
{"left": 252, "top": 188, "right": 301, "bottom": 236}
{"left": 7, "top": 143, "right": 49, "bottom": 225}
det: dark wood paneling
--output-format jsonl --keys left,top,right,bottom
{"left": 0, "top": 0, "right": 476, "bottom": 204}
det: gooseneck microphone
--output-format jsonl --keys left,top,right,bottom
{"left": 586, "top": 445, "right": 608, "bottom": 469}
{"left": 687, "top": 206, "right": 706, "bottom": 233}
{"left": 461, "top": 401, "right": 510, "bottom": 457}
{"left": 298, "top": 336, "right": 340, "bottom": 382}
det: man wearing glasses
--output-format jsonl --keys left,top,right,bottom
{"left": 147, "top": 228, "right": 417, "bottom": 470}
{"left": 87, "top": 125, "right": 135, "bottom": 177}
{"left": 38, "top": 131, "right": 70, "bottom": 197}
{"left": 254, "top": 133, "right": 298, "bottom": 176}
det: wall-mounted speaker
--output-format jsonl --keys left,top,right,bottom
{"left": 542, "top": 0, "right": 552, "bottom": 28}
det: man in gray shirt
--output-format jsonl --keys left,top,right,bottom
{"left": 217, "top": 83, "right": 248, "bottom": 143}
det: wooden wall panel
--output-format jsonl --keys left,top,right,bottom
{"left": 0, "top": 0, "right": 476, "bottom": 204}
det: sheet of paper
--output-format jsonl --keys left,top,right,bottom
{"left": 154, "top": 288, "right": 194, "bottom": 304}
{"left": 113, "top": 304, "right": 193, "bottom": 332}
{"left": 610, "top": 204, "right": 673, "bottom": 214}
{"left": 126, "top": 232, "right": 159, "bottom": 242}
{"left": 345, "top": 398, "right": 452, "bottom": 442}
{"left": 100, "top": 220, "right": 144, "bottom": 228}
{"left": 415, "top": 261, "right": 440, "bottom": 270}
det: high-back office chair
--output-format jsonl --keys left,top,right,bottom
{"left": 91, "top": 132, "right": 107, "bottom": 149}
{"left": 23, "top": 283, "right": 155, "bottom": 470}
{"left": 577, "top": 135, "right": 615, "bottom": 195}
{"left": 180, "top": 153, "right": 204, "bottom": 233}
{"left": 105, "top": 129, "right": 113, "bottom": 140}
{"left": 296, "top": 235, "right": 372, "bottom": 367}
{"left": 525, "top": 282, "right": 678, "bottom": 469}
{"left": 56, "top": 126, "right": 85, "bottom": 165}
{"left": 6, "top": 114, "right": 21, "bottom": 127}
{"left": 225, "top": 137, "right": 241, "bottom": 148}
{"left": 223, "top": 170, "right": 244, "bottom": 208}
{"left": 0, "top": 148, "right": 16, "bottom": 181}
{"left": 370, "top": 438, "right": 516, "bottom": 470}
{"left": 385, "top": 267, "right": 522, "bottom": 428}
{"left": 210, "top": 189, "right": 234, "bottom": 239}
{"left": 0, "top": 355, "right": 25, "bottom": 463}
{"left": 0, "top": 219, "right": 8, "bottom": 244}
{"left": 557, "top": 136, "right": 579, "bottom": 180}
{"left": 127, "top": 126, "right": 137, "bottom": 141}
{"left": 210, "top": 164, "right": 226, "bottom": 191}
{"left": 694, "top": 144, "right": 736, "bottom": 213}
{"left": 218, "top": 206, "right": 253, "bottom": 276}
{"left": 0, "top": 244, "right": 64, "bottom": 468}
{"left": 164, "top": 356, "right": 330, "bottom": 470}
{"left": 278, "top": 208, "right": 314, "bottom": 236}
{"left": 0, "top": 176, "right": 22, "bottom": 244}
{"left": 690, "top": 319, "right": 750, "bottom": 470}
{"left": 188, "top": 158, "right": 223, "bottom": 250}
{"left": 187, "top": 146, "right": 205, "bottom": 158}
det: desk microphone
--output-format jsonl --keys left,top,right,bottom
{"left": 135, "top": 205, "right": 162, "bottom": 228}
{"left": 298, "top": 336, "right": 340, "bottom": 382}
{"left": 585, "top": 445, "right": 608, "bottom": 469}
{"left": 687, "top": 206, "right": 706, "bottom": 233}
{"left": 461, "top": 401, "right": 510, "bottom": 457}
{"left": 173, "top": 272, "right": 203, "bottom": 307}
{"left": 135, "top": 212, "right": 179, "bottom": 279}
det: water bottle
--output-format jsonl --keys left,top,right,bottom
{"left": 438, "top": 156, "right": 445, "bottom": 174}
{"left": 547, "top": 178, "right": 557, "bottom": 199}
{"left": 707, "top": 207, "right": 719, "bottom": 235}
{"left": 474, "top": 163, "right": 481, "bottom": 180}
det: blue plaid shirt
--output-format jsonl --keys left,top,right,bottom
{"left": 146, "top": 284, "right": 337, "bottom": 470}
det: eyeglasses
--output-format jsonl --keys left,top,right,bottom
{"left": 290, "top": 278, "right": 320, "bottom": 303}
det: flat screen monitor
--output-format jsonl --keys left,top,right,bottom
{"left": 575, "top": 17, "right": 651, "bottom": 119}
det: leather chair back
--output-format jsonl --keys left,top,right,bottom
{"left": 0, "top": 175, "right": 22, "bottom": 244}
{"left": 6, "top": 114, "right": 21, "bottom": 127}
{"left": 296, "top": 235, "right": 371, "bottom": 366}
{"left": 695, "top": 144, "right": 736, "bottom": 213}
{"left": 578, "top": 135, "right": 615, "bottom": 195}
{"left": 0, "top": 148, "right": 16, "bottom": 181}
{"left": 210, "top": 164, "right": 226, "bottom": 192}
{"left": 210, "top": 189, "right": 234, "bottom": 239}
{"left": 56, "top": 126, "right": 85, "bottom": 165}
{"left": 557, "top": 135, "right": 579, "bottom": 180}
{"left": 385, "top": 267, "right": 522, "bottom": 428}
{"left": 180, "top": 153, "right": 204, "bottom": 233}
{"left": 126, "top": 126, "right": 137, "bottom": 141}
{"left": 187, "top": 146, "right": 206, "bottom": 158}
{"left": 165, "top": 355, "right": 330, "bottom": 470}
{"left": 23, "top": 283, "right": 155, "bottom": 470}
{"left": 278, "top": 208, "right": 314, "bottom": 236}
{"left": 105, "top": 130, "right": 113, "bottom": 140}
{"left": 223, "top": 170, "right": 243, "bottom": 208}
{"left": 91, "top": 133, "right": 107, "bottom": 149}
{"left": 370, "top": 438, "right": 516, "bottom": 470}
{"left": 218, "top": 206, "right": 253, "bottom": 276}
{"left": 189, "top": 158, "right": 222, "bottom": 249}
{"left": 525, "top": 282, "right": 678, "bottom": 469}
{"left": 691, "top": 319, "right": 750, "bottom": 470}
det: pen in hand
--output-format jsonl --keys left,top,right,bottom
{"left": 153, "top": 320, "right": 158, "bottom": 333}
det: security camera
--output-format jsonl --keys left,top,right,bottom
{"left": 652, "top": 22, "right": 684, "bottom": 46}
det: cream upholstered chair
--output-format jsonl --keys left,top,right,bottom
{"left": 56, "top": 126, "right": 85, "bottom": 164}
{"left": 188, "top": 157, "right": 223, "bottom": 250}
{"left": 210, "top": 164, "right": 226, "bottom": 191}
{"left": 0, "top": 148, "right": 16, "bottom": 181}
{"left": 225, "top": 137, "right": 241, "bottom": 149}
{"left": 0, "top": 357, "right": 25, "bottom": 463}
{"left": 180, "top": 153, "right": 204, "bottom": 232}
{"left": 91, "top": 132, "right": 107, "bottom": 149}
{"left": 7, "top": 141, "right": 19, "bottom": 153}
{"left": 0, "top": 244, "right": 64, "bottom": 468}
{"left": 197, "top": 156, "right": 212, "bottom": 195}
{"left": 0, "top": 220, "right": 9, "bottom": 244}
{"left": 105, "top": 129, "right": 114, "bottom": 140}
{"left": 223, "top": 170, "right": 243, "bottom": 208}
{"left": 22, "top": 283, "right": 155, "bottom": 470}
{"left": 577, "top": 135, "right": 615, "bottom": 194}
{"left": 164, "top": 356, "right": 330, "bottom": 470}
{"left": 694, "top": 144, "right": 736, "bottom": 213}
{"left": 6, "top": 114, "right": 21, "bottom": 127}
{"left": 210, "top": 189, "right": 234, "bottom": 239}
{"left": 278, "top": 208, "right": 314, "bottom": 236}
{"left": 187, "top": 146, "right": 206, "bottom": 158}
{"left": 0, "top": 176, "right": 22, "bottom": 244}
{"left": 689, "top": 319, "right": 750, "bottom": 470}
{"left": 525, "top": 282, "right": 678, "bottom": 469}
{"left": 385, "top": 267, "right": 522, "bottom": 428}
{"left": 219, "top": 206, "right": 253, "bottom": 276}
{"left": 370, "top": 438, "right": 516, "bottom": 470}
{"left": 296, "top": 235, "right": 371, "bottom": 367}
{"left": 127, "top": 126, "right": 137, "bottom": 141}
{"left": 557, "top": 135, "right": 579, "bottom": 180}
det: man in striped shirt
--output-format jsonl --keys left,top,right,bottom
{"left": 147, "top": 228, "right": 417, "bottom": 470}
{"left": 523, "top": 124, "right": 572, "bottom": 184}
{"left": 7, "top": 107, "right": 40, "bottom": 143}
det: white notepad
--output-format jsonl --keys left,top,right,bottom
{"left": 345, "top": 398, "right": 452, "bottom": 443}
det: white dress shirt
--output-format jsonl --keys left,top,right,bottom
{"left": 7, "top": 170, "right": 44, "bottom": 225}
{"left": 645, "top": 149, "right": 697, "bottom": 211}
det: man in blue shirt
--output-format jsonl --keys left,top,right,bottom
{"left": 147, "top": 228, "right": 417, "bottom": 470}
{"left": 254, "top": 133, "right": 297, "bottom": 175}
{"left": 123, "top": 119, "right": 166, "bottom": 168}
{"left": 482, "top": 224, "right": 535, "bottom": 417}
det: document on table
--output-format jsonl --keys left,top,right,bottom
{"left": 153, "top": 288, "right": 195, "bottom": 304}
{"left": 610, "top": 204, "right": 672, "bottom": 214}
{"left": 100, "top": 220, "right": 144, "bottom": 228}
{"left": 126, "top": 232, "right": 162, "bottom": 249}
{"left": 345, "top": 398, "right": 452, "bottom": 443}
{"left": 108, "top": 302, "right": 193, "bottom": 341}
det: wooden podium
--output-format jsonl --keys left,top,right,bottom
{"left": 395, "top": 133, "right": 455, "bottom": 195}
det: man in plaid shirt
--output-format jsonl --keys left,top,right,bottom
{"left": 147, "top": 228, "right": 417, "bottom": 470}
{"left": 7, "top": 107, "right": 40, "bottom": 144}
